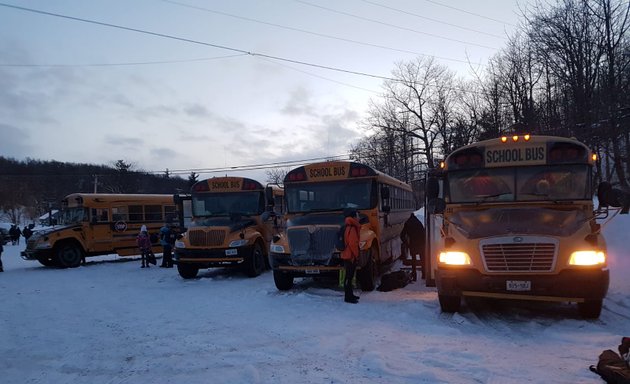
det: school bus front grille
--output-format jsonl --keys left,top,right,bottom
{"left": 287, "top": 227, "right": 338, "bottom": 266}
{"left": 188, "top": 229, "right": 226, "bottom": 247}
{"left": 482, "top": 243, "right": 556, "bottom": 272}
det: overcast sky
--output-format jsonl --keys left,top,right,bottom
{"left": 0, "top": 0, "right": 527, "bottom": 181}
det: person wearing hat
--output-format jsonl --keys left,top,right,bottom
{"left": 136, "top": 225, "right": 152, "bottom": 268}
{"left": 341, "top": 208, "right": 361, "bottom": 304}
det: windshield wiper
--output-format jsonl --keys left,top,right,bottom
{"left": 476, "top": 192, "right": 513, "bottom": 203}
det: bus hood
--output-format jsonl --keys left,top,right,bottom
{"left": 449, "top": 207, "right": 588, "bottom": 239}
{"left": 191, "top": 217, "right": 256, "bottom": 233}
{"left": 29, "top": 225, "right": 79, "bottom": 240}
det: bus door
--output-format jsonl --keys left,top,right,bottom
{"left": 174, "top": 194, "right": 193, "bottom": 232}
{"left": 90, "top": 207, "right": 113, "bottom": 253}
{"left": 424, "top": 172, "right": 445, "bottom": 287}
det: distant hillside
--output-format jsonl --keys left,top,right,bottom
{"left": 0, "top": 157, "right": 190, "bottom": 223}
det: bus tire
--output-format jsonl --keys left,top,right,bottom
{"left": 177, "top": 263, "right": 199, "bottom": 279}
{"left": 578, "top": 299, "right": 603, "bottom": 319}
{"left": 438, "top": 294, "right": 461, "bottom": 313}
{"left": 37, "top": 256, "right": 59, "bottom": 267}
{"left": 245, "top": 242, "right": 265, "bottom": 278}
{"left": 55, "top": 243, "right": 83, "bottom": 268}
{"left": 357, "top": 246, "right": 378, "bottom": 292}
{"left": 273, "top": 270, "right": 293, "bottom": 290}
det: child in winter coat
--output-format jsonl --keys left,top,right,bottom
{"left": 341, "top": 208, "right": 361, "bottom": 304}
{"left": 136, "top": 225, "right": 152, "bottom": 268}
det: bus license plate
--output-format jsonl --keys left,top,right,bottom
{"left": 305, "top": 269, "right": 320, "bottom": 274}
{"left": 225, "top": 249, "right": 237, "bottom": 256}
{"left": 506, "top": 280, "right": 531, "bottom": 291}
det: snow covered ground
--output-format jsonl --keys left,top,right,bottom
{"left": 1, "top": 213, "right": 628, "bottom": 384}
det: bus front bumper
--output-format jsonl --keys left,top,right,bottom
{"left": 269, "top": 252, "right": 345, "bottom": 277}
{"left": 436, "top": 268, "right": 609, "bottom": 302}
{"left": 173, "top": 246, "right": 255, "bottom": 267}
{"left": 21, "top": 248, "right": 55, "bottom": 261}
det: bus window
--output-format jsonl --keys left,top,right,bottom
{"left": 112, "top": 206, "right": 128, "bottom": 222}
{"left": 145, "top": 205, "right": 163, "bottom": 221}
{"left": 91, "top": 208, "right": 109, "bottom": 222}
{"left": 517, "top": 165, "right": 590, "bottom": 200}
{"left": 128, "top": 205, "right": 143, "bottom": 222}
{"left": 165, "top": 206, "right": 177, "bottom": 222}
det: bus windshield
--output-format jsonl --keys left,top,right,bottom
{"left": 447, "top": 164, "right": 591, "bottom": 203}
{"left": 59, "top": 207, "right": 89, "bottom": 225}
{"left": 285, "top": 180, "right": 375, "bottom": 213}
{"left": 192, "top": 192, "right": 264, "bottom": 217}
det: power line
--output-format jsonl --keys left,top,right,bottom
{"left": 161, "top": 0, "right": 482, "bottom": 66}
{"left": 255, "top": 56, "right": 380, "bottom": 94}
{"left": 423, "top": 0, "right": 517, "bottom": 27}
{"left": 357, "top": 0, "right": 506, "bottom": 39}
{"left": 158, "top": 154, "right": 351, "bottom": 176}
{"left": 0, "top": 2, "right": 492, "bottom": 96}
{"left": 0, "top": 154, "right": 352, "bottom": 178}
{"left": 0, "top": 2, "right": 397, "bottom": 81}
{"left": 0, "top": 53, "right": 248, "bottom": 67}
{"left": 293, "top": 0, "right": 499, "bottom": 50}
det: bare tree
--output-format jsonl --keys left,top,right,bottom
{"left": 265, "top": 168, "right": 288, "bottom": 185}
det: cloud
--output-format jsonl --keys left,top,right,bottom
{"left": 0, "top": 123, "right": 33, "bottom": 159}
{"left": 183, "top": 103, "right": 211, "bottom": 118}
{"left": 280, "top": 86, "right": 314, "bottom": 116}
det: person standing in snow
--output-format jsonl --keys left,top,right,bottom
{"left": 159, "top": 221, "right": 174, "bottom": 268}
{"left": 400, "top": 213, "right": 426, "bottom": 281}
{"left": 22, "top": 226, "right": 33, "bottom": 241}
{"left": 136, "top": 225, "right": 152, "bottom": 268}
{"left": 341, "top": 208, "right": 361, "bottom": 304}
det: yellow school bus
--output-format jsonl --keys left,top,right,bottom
{"left": 172, "top": 177, "right": 284, "bottom": 279}
{"left": 21, "top": 193, "right": 177, "bottom": 268}
{"left": 425, "top": 135, "right": 610, "bottom": 318}
{"left": 269, "top": 161, "right": 414, "bottom": 291}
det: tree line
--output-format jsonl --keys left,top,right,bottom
{"left": 351, "top": 0, "right": 630, "bottom": 188}
{"left": 0, "top": 157, "right": 195, "bottom": 224}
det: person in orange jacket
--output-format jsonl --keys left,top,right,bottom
{"left": 341, "top": 208, "right": 361, "bottom": 304}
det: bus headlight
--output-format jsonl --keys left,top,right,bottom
{"left": 270, "top": 244, "right": 285, "bottom": 253}
{"left": 569, "top": 251, "right": 606, "bottom": 266}
{"left": 174, "top": 240, "right": 186, "bottom": 249}
{"left": 229, "top": 239, "right": 248, "bottom": 247}
{"left": 439, "top": 251, "right": 471, "bottom": 265}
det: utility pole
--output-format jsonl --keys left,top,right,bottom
{"left": 93, "top": 174, "right": 98, "bottom": 193}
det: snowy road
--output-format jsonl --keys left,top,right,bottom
{"left": 1, "top": 213, "right": 628, "bottom": 384}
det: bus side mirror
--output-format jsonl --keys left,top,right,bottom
{"left": 265, "top": 186, "right": 275, "bottom": 208}
{"left": 427, "top": 198, "right": 446, "bottom": 214}
{"left": 598, "top": 182, "right": 630, "bottom": 214}
{"left": 427, "top": 177, "right": 440, "bottom": 199}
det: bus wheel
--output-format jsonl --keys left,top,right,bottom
{"left": 438, "top": 294, "right": 461, "bottom": 313}
{"left": 177, "top": 263, "right": 199, "bottom": 279}
{"left": 245, "top": 243, "right": 265, "bottom": 277}
{"left": 578, "top": 299, "right": 603, "bottom": 319}
{"left": 273, "top": 270, "right": 293, "bottom": 290}
{"left": 55, "top": 243, "right": 83, "bottom": 268}
{"left": 37, "top": 256, "right": 58, "bottom": 267}
{"left": 357, "top": 246, "right": 378, "bottom": 292}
